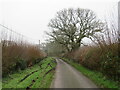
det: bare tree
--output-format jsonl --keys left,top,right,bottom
{"left": 48, "top": 8, "right": 105, "bottom": 51}
{"left": 91, "top": 2, "right": 119, "bottom": 48}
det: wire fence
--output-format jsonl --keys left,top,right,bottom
{"left": 0, "top": 24, "right": 38, "bottom": 45}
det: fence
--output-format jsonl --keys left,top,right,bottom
{"left": 0, "top": 24, "right": 37, "bottom": 45}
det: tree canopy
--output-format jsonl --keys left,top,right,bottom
{"left": 47, "top": 8, "right": 105, "bottom": 51}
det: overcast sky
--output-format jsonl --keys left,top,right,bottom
{"left": 0, "top": 0, "right": 119, "bottom": 44}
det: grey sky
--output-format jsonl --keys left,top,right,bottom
{"left": 0, "top": 0, "right": 119, "bottom": 44}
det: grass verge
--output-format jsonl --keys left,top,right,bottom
{"left": 62, "top": 58, "right": 120, "bottom": 89}
{"left": 2, "top": 57, "right": 56, "bottom": 89}
{"left": 0, "top": 81, "right": 2, "bottom": 90}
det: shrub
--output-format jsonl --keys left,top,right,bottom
{"left": 1, "top": 32, "right": 46, "bottom": 77}
{"left": 15, "top": 58, "right": 27, "bottom": 70}
{"left": 79, "top": 46, "right": 102, "bottom": 70}
{"left": 64, "top": 43, "right": 119, "bottom": 82}
{"left": 100, "top": 49, "right": 120, "bottom": 81}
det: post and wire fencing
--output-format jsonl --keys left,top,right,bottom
{"left": 0, "top": 24, "right": 46, "bottom": 77}
{"left": 0, "top": 24, "right": 36, "bottom": 46}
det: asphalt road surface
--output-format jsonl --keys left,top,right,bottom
{"left": 51, "top": 59, "right": 98, "bottom": 88}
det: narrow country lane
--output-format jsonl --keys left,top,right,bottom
{"left": 51, "top": 59, "right": 98, "bottom": 88}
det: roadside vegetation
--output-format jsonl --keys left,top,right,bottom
{"left": 0, "top": 26, "right": 46, "bottom": 77}
{"left": 46, "top": 7, "right": 119, "bottom": 89}
{"left": 0, "top": 82, "right": 1, "bottom": 90}
{"left": 2, "top": 57, "right": 56, "bottom": 88}
{"left": 63, "top": 22, "right": 119, "bottom": 84}
{"left": 62, "top": 58, "right": 119, "bottom": 89}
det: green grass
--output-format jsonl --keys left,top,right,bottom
{"left": 2, "top": 57, "right": 56, "bottom": 88}
{"left": 0, "top": 81, "right": 2, "bottom": 90}
{"left": 62, "top": 58, "right": 120, "bottom": 89}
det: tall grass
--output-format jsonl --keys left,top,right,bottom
{"left": 0, "top": 26, "right": 46, "bottom": 77}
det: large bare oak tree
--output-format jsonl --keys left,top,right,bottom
{"left": 48, "top": 8, "right": 105, "bottom": 51}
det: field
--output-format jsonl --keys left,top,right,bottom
{"left": 2, "top": 57, "right": 56, "bottom": 89}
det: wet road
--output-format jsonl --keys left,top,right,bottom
{"left": 51, "top": 59, "right": 98, "bottom": 88}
